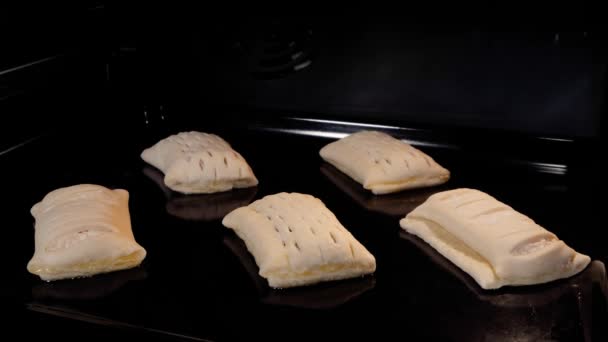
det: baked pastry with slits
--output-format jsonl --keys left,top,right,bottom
{"left": 222, "top": 192, "right": 376, "bottom": 288}
{"left": 400, "top": 188, "right": 590, "bottom": 289}
{"left": 27, "top": 184, "right": 146, "bottom": 281}
{"left": 141, "top": 131, "right": 258, "bottom": 194}
{"left": 320, "top": 130, "right": 449, "bottom": 194}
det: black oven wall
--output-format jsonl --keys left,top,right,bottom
{"left": 133, "top": 11, "right": 606, "bottom": 141}
{"left": 2, "top": 6, "right": 605, "bottom": 153}
{"left": 0, "top": 3, "right": 122, "bottom": 153}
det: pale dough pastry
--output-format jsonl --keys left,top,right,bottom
{"left": 143, "top": 166, "right": 257, "bottom": 221}
{"left": 319, "top": 130, "right": 450, "bottom": 194}
{"left": 141, "top": 131, "right": 258, "bottom": 194}
{"left": 223, "top": 234, "right": 376, "bottom": 309}
{"left": 320, "top": 163, "right": 437, "bottom": 217}
{"left": 27, "top": 184, "right": 147, "bottom": 281}
{"left": 222, "top": 192, "right": 376, "bottom": 288}
{"left": 400, "top": 188, "right": 590, "bottom": 289}
{"left": 400, "top": 230, "right": 589, "bottom": 308}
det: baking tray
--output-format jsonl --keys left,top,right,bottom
{"left": 2, "top": 119, "right": 606, "bottom": 341}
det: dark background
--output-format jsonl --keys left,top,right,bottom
{"left": 1, "top": 4, "right": 606, "bottom": 153}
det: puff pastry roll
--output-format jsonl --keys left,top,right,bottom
{"left": 141, "top": 131, "right": 258, "bottom": 194}
{"left": 320, "top": 130, "right": 449, "bottom": 194}
{"left": 143, "top": 166, "right": 257, "bottom": 221}
{"left": 222, "top": 192, "right": 376, "bottom": 288}
{"left": 27, "top": 184, "right": 147, "bottom": 281}
{"left": 223, "top": 234, "right": 376, "bottom": 309}
{"left": 400, "top": 188, "right": 590, "bottom": 289}
{"left": 320, "top": 163, "right": 437, "bottom": 217}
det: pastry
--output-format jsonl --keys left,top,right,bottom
{"left": 222, "top": 192, "right": 376, "bottom": 288}
{"left": 27, "top": 184, "right": 147, "bottom": 281}
{"left": 319, "top": 130, "right": 449, "bottom": 194}
{"left": 223, "top": 234, "right": 375, "bottom": 309}
{"left": 400, "top": 230, "right": 603, "bottom": 308}
{"left": 141, "top": 131, "right": 258, "bottom": 194}
{"left": 320, "top": 162, "right": 440, "bottom": 216}
{"left": 143, "top": 166, "right": 257, "bottom": 221}
{"left": 400, "top": 188, "right": 590, "bottom": 289}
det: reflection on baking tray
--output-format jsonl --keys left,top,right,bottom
{"left": 31, "top": 267, "right": 147, "bottom": 301}
{"left": 400, "top": 230, "right": 608, "bottom": 341}
{"left": 223, "top": 234, "right": 375, "bottom": 309}
{"left": 320, "top": 162, "right": 444, "bottom": 217}
{"left": 143, "top": 166, "right": 258, "bottom": 221}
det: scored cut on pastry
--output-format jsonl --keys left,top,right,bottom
{"left": 319, "top": 130, "right": 450, "bottom": 195}
{"left": 141, "top": 131, "right": 258, "bottom": 194}
{"left": 222, "top": 192, "right": 376, "bottom": 288}
{"left": 400, "top": 188, "right": 590, "bottom": 289}
{"left": 27, "top": 184, "right": 147, "bottom": 281}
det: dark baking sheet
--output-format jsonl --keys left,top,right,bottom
{"left": 2, "top": 121, "right": 606, "bottom": 341}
